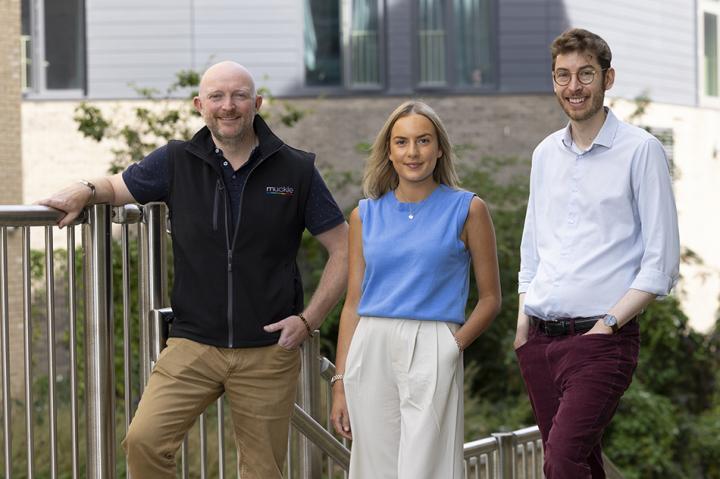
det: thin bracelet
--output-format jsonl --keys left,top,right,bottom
{"left": 78, "top": 179, "right": 96, "bottom": 202}
{"left": 298, "top": 313, "right": 313, "bottom": 337}
{"left": 330, "top": 373, "right": 344, "bottom": 386}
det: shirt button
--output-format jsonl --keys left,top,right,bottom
{"left": 223, "top": 161, "right": 229, "bottom": 166}
{"left": 232, "top": 174, "right": 236, "bottom": 179}
{"left": 215, "top": 148, "right": 220, "bottom": 154}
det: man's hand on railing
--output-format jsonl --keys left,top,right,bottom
{"left": 37, "top": 181, "right": 94, "bottom": 228}
{"left": 38, "top": 173, "right": 137, "bottom": 228}
{"left": 330, "top": 384, "right": 353, "bottom": 440}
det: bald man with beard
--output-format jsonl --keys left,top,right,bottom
{"left": 40, "top": 61, "right": 349, "bottom": 478}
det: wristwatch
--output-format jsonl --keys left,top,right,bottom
{"left": 602, "top": 314, "right": 619, "bottom": 333}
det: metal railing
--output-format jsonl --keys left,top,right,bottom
{"left": 0, "top": 203, "right": 624, "bottom": 478}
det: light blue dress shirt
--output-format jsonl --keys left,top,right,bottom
{"left": 518, "top": 108, "right": 680, "bottom": 320}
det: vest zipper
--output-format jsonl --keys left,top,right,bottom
{"left": 225, "top": 143, "right": 281, "bottom": 348}
{"left": 222, "top": 184, "right": 233, "bottom": 348}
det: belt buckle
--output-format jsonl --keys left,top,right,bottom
{"left": 545, "top": 319, "right": 565, "bottom": 337}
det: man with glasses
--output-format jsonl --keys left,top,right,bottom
{"left": 514, "top": 29, "right": 679, "bottom": 478}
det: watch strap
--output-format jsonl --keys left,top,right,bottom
{"left": 78, "top": 179, "right": 96, "bottom": 201}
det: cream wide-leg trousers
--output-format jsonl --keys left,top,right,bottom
{"left": 344, "top": 317, "right": 464, "bottom": 479}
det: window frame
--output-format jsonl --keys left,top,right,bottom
{"left": 303, "top": 0, "right": 385, "bottom": 93}
{"left": 700, "top": 0, "right": 720, "bottom": 107}
{"left": 412, "top": 0, "right": 498, "bottom": 92}
{"left": 21, "top": 0, "right": 87, "bottom": 99}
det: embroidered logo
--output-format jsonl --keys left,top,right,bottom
{"left": 266, "top": 186, "right": 295, "bottom": 197}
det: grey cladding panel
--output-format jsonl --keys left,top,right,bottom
{"left": 386, "top": 0, "right": 413, "bottom": 94}
{"left": 563, "top": 0, "right": 696, "bottom": 106}
{"left": 86, "top": 0, "right": 304, "bottom": 98}
{"left": 498, "top": 0, "right": 570, "bottom": 93}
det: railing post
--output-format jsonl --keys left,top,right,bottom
{"left": 83, "top": 204, "right": 115, "bottom": 479}
{"left": 298, "top": 332, "right": 323, "bottom": 479}
{"left": 139, "top": 203, "right": 168, "bottom": 385}
{"left": 493, "top": 432, "right": 517, "bottom": 479}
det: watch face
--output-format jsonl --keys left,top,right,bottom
{"left": 603, "top": 315, "right": 618, "bottom": 328}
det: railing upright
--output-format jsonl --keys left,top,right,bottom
{"left": 493, "top": 432, "right": 517, "bottom": 479}
{"left": 83, "top": 204, "right": 115, "bottom": 479}
{"left": 0, "top": 228, "right": 11, "bottom": 478}
{"left": 139, "top": 203, "right": 167, "bottom": 385}
{"left": 298, "top": 333, "right": 323, "bottom": 479}
{"left": 22, "top": 226, "right": 34, "bottom": 479}
{"left": 67, "top": 226, "right": 80, "bottom": 479}
{"left": 45, "top": 226, "right": 59, "bottom": 479}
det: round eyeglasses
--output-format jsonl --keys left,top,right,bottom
{"left": 552, "top": 68, "right": 607, "bottom": 86}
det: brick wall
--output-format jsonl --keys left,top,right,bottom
{"left": 0, "top": 0, "right": 26, "bottom": 397}
{"left": 0, "top": 0, "right": 22, "bottom": 204}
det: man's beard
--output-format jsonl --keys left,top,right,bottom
{"left": 557, "top": 90, "right": 605, "bottom": 122}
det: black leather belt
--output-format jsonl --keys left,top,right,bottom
{"left": 530, "top": 316, "right": 603, "bottom": 337}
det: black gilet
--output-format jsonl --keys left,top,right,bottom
{"left": 166, "top": 115, "right": 314, "bottom": 348}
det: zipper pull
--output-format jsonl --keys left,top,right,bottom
{"left": 228, "top": 250, "right": 233, "bottom": 272}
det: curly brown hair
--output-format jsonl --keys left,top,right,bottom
{"left": 550, "top": 28, "right": 612, "bottom": 71}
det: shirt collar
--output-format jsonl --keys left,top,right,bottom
{"left": 560, "top": 107, "right": 619, "bottom": 151}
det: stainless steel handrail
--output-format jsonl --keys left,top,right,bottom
{"left": 291, "top": 405, "right": 350, "bottom": 470}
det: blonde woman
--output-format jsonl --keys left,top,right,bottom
{"left": 331, "top": 101, "right": 501, "bottom": 478}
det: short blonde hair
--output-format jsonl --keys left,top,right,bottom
{"left": 362, "top": 100, "right": 460, "bottom": 199}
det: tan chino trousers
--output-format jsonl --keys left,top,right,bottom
{"left": 122, "top": 337, "right": 301, "bottom": 478}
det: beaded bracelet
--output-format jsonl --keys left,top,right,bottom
{"left": 298, "top": 313, "right": 314, "bottom": 337}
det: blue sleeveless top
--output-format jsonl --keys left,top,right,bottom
{"left": 357, "top": 184, "right": 475, "bottom": 324}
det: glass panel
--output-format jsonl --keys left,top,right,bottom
{"left": 45, "top": 0, "right": 85, "bottom": 90}
{"left": 705, "top": 12, "right": 718, "bottom": 97}
{"left": 305, "top": 0, "right": 341, "bottom": 86}
{"left": 418, "top": 0, "right": 446, "bottom": 85}
{"left": 454, "top": 0, "right": 493, "bottom": 86}
{"left": 351, "top": 0, "right": 380, "bottom": 86}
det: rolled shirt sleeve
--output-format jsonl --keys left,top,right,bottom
{"left": 628, "top": 138, "right": 680, "bottom": 296}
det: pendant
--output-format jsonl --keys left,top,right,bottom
{"left": 408, "top": 214, "right": 414, "bottom": 220}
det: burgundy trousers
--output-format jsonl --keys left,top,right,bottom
{"left": 515, "top": 319, "right": 639, "bottom": 479}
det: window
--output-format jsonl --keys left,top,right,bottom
{"left": 304, "top": 0, "right": 382, "bottom": 89}
{"left": 21, "top": 0, "right": 86, "bottom": 95}
{"left": 418, "top": 0, "right": 446, "bottom": 85}
{"left": 417, "top": 0, "right": 495, "bottom": 89}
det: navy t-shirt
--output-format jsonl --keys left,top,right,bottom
{"left": 122, "top": 144, "right": 345, "bottom": 236}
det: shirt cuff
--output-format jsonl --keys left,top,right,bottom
{"left": 629, "top": 268, "right": 677, "bottom": 297}
{"left": 517, "top": 278, "right": 531, "bottom": 294}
